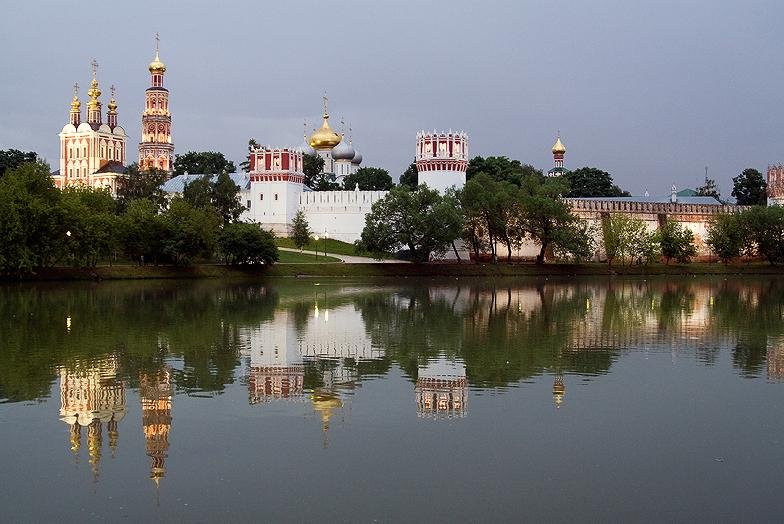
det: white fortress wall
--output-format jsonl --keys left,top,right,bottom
{"left": 299, "top": 190, "right": 388, "bottom": 243}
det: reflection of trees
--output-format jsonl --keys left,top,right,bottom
{"left": 3, "top": 277, "right": 784, "bottom": 402}
{"left": 0, "top": 281, "right": 278, "bottom": 402}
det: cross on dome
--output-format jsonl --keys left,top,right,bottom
{"left": 73, "top": 83, "right": 79, "bottom": 97}
{"left": 91, "top": 58, "right": 99, "bottom": 79}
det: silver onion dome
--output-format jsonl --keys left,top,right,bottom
{"left": 331, "top": 137, "right": 355, "bottom": 160}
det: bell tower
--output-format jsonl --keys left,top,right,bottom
{"left": 139, "top": 33, "right": 174, "bottom": 172}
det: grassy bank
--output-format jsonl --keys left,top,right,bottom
{"left": 277, "top": 250, "right": 341, "bottom": 263}
{"left": 8, "top": 262, "right": 784, "bottom": 282}
{"left": 274, "top": 237, "right": 392, "bottom": 258}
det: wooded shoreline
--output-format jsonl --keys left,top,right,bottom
{"left": 6, "top": 262, "right": 784, "bottom": 282}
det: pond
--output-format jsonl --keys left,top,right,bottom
{"left": 1, "top": 276, "right": 784, "bottom": 521}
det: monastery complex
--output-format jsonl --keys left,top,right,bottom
{"left": 50, "top": 40, "right": 784, "bottom": 260}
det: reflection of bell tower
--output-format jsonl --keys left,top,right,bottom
{"left": 140, "top": 366, "right": 173, "bottom": 487}
{"left": 552, "top": 373, "right": 565, "bottom": 408}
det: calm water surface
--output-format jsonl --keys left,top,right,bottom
{"left": 2, "top": 276, "right": 784, "bottom": 522}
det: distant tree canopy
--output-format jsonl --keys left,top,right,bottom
{"left": 173, "top": 151, "right": 236, "bottom": 177}
{"left": 302, "top": 153, "right": 339, "bottom": 190}
{"left": 116, "top": 163, "right": 170, "bottom": 212}
{"left": 731, "top": 168, "right": 767, "bottom": 206}
{"left": 239, "top": 138, "right": 260, "bottom": 173}
{"left": 183, "top": 172, "right": 245, "bottom": 224}
{"left": 0, "top": 149, "right": 38, "bottom": 177}
{"left": 343, "top": 167, "right": 394, "bottom": 191}
{"left": 466, "top": 156, "right": 542, "bottom": 186}
{"left": 399, "top": 162, "right": 418, "bottom": 190}
{"left": 563, "top": 167, "right": 630, "bottom": 198}
{"left": 696, "top": 177, "right": 721, "bottom": 200}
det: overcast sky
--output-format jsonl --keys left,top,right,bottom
{"left": 1, "top": 0, "right": 780, "bottom": 195}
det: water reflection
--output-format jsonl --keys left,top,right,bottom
{"left": 2, "top": 277, "right": 784, "bottom": 486}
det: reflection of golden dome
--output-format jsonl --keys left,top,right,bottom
{"left": 149, "top": 50, "right": 166, "bottom": 74}
{"left": 312, "top": 392, "right": 342, "bottom": 425}
{"left": 309, "top": 114, "right": 341, "bottom": 150}
{"left": 552, "top": 135, "right": 566, "bottom": 154}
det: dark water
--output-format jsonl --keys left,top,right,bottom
{"left": 2, "top": 276, "right": 784, "bottom": 522}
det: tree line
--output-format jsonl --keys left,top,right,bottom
{"left": 0, "top": 160, "right": 278, "bottom": 275}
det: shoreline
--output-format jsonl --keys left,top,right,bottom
{"left": 4, "top": 262, "right": 784, "bottom": 282}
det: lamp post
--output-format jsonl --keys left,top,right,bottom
{"left": 314, "top": 235, "right": 320, "bottom": 261}
{"left": 323, "top": 229, "right": 328, "bottom": 258}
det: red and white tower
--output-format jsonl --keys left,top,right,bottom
{"left": 139, "top": 34, "right": 174, "bottom": 172}
{"left": 247, "top": 146, "right": 305, "bottom": 234}
{"left": 547, "top": 134, "right": 567, "bottom": 177}
{"left": 767, "top": 165, "right": 784, "bottom": 206}
{"left": 415, "top": 130, "right": 468, "bottom": 193}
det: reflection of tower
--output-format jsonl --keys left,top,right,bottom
{"left": 415, "top": 358, "right": 468, "bottom": 419}
{"left": 59, "top": 356, "right": 126, "bottom": 480}
{"left": 311, "top": 390, "right": 343, "bottom": 448}
{"left": 767, "top": 337, "right": 784, "bottom": 381}
{"left": 140, "top": 367, "right": 173, "bottom": 487}
{"left": 247, "top": 312, "right": 305, "bottom": 403}
{"left": 552, "top": 373, "right": 565, "bottom": 408}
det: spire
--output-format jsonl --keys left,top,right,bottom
{"left": 148, "top": 33, "right": 166, "bottom": 76}
{"left": 87, "top": 59, "right": 102, "bottom": 124}
{"left": 107, "top": 84, "right": 118, "bottom": 128}
{"left": 69, "top": 82, "right": 81, "bottom": 126}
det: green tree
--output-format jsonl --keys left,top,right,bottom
{"left": 731, "top": 168, "right": 767, "bottom": 206}
{"left": 116, "top": 163, "right": 170, "bottom": 211}
{"left": 399, "top": 162, "right": 418, "bottom": 190}
{"left": 518, "top": 176, "right": 584, "bottom": 264}
{"left": 60, "top": 186, "right": 119, "bottom": 267}
{"left": 182, "top": 175, "right": 213, "bottom": 209}
{"left": 563, "top": 167, "right": 630, "bottom": 197}
{"left": 173, "top": 151, "right": 236, "bottom": 177}
{"left": 601, "top": 214, "right": 657, "bottom": 265}
{"left": 161, "top": 197, "right": 220, "bottom": 265}
{"left": 239, "top": 138, "right": 260, "bottom": 172}
{"left": 290, "top": 210, "right": 311, "bottom": 250}
{"left": 183, "top": 172, "right": 244, "bottom": 223}
{"left": 343, "top": 167, "right": 394, "bottom": 191}
{"left": 466, "top": 156, "right": 540, "bottom": 186}
{"left": 212, "top": 172, "right": 245, "bottom": 223}
{"left": 707, "top": 213, "right": 744, "bottom": 263}
{"left": 0, "top": 149, "right": 38, "bottom": 177}
{"left": 303, "top": 153, "right": 325, "bottom": 188}
{"left": 119, "top": 198, "right": 168, "bottom": 265}
{"left": 655, "top": 220, "right": 697, "bottom": 264}
{"left": 217, "top": 223, "right": 279, "bottom": 265}
{"left": 741, "top": 206, "right": 784, "bottom": 264}
{"left": 359, "top": 185, "right": 462, "bottom": 262}
{"left": 0, "top": 161, "right": 63, "bottom": 274}
{"left": 696, "top": 177, "right": 721, "bottom": 200}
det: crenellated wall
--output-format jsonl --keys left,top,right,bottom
{"left": 299, "top": 190, "right": 387, "bottom": 242}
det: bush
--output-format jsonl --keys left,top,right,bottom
{"left": 217, "top": 223, "right": 278, "bottom": 265}
{"left": 656, "top": 221, "right": 697, "bottom": 264}
{"left": 707, "top": 214, "right": 744, "bottom": 263}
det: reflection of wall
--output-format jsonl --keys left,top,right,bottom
{"left": 415, "top": 358, "right": 467, "bottom": 419}
{"left": 767, "top": 338, "right": 784, "bottom": 381}
{"left": 59, "top": 355, "right": 125, "bottom": 477}
{"left": 246, "top": 311, "right": 305, "bottom": 403}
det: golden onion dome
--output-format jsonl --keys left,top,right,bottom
{"left": 149, "top": 50, "right": 166, "bottom": 74}
{"left": 70, "top": 95, "right": 81, "bottom": 111}
{"left": 552, "top": 135, "right": 566, "bottom": 154}
{"left": 107, "top": 98, "right": 117, "bottom": 112}
{"left": 309, "top": 114, "right": 341, "bottom": 150}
